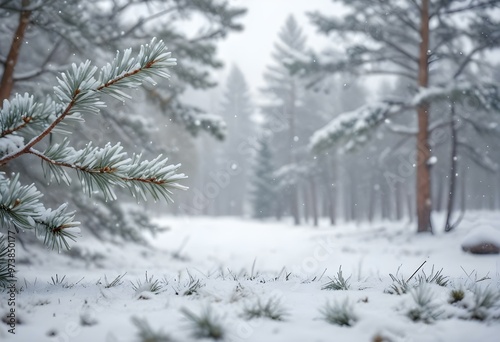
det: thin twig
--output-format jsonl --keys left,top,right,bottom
{"left": 406, "top": 260, "right": 427, "bottom": 283}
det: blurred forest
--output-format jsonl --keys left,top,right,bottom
{"left": 1, "top": 0, "right": 500, "bottom": 243}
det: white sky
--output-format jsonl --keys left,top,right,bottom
{"left": 214, "top": 0, "right": 346, "bottom": 103}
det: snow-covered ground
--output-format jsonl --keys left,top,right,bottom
{"left": 1, "top": 212, "right": 500, "bottom": 341}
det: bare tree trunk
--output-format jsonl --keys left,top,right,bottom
{"left": 289, "top": 81, "right": 300, "bottom": 226}
{"left": 310, "top": 179, "right": 318, "bottom": 227}
{"left": 303, "top": 184, "right": 310, "bottom": 223}
{"left": 0, "top": 0, "right": 31, "bottom": 102}
{"left": 395, "top": 181, "right": 403, "bottom": 221}
{"left": 435, "top": 175, "right": 444, "bottom": 212}
{"left": 416, "top": 0, "right": 432, "bottom": 233}
{"left": 407, "top": 184, "right": 414, "bottom": 223}
{"left": 445, "top": 104, "right": 458, "bottom": 232}
{"left": 368, "top": 184, "right": 376, "bottom": 223}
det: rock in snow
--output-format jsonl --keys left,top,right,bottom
{"left": 461, "top": 226, "right": 500, "bottom": 254}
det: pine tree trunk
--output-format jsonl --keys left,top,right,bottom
{"left": 309, "top": 179, "right": 318, "bottom": 227}
{"left": 407, "top": 185, "right": 414, "bottom": 223}
{"left": 444, "top": 104, "right": 458, "bottom": 232}
{"left": 368, "top": 184, "right": 376, "bottom": 223}
{"left": 0, "top": 0, "right": 31, "bottom": 102}
{"left": 435, "top": 175, "right": 444, "bottom": 212}
{"left": 303, "top": 184, "right": 310, "bottom": 223}
{"left": 416, "top": 0, "right": 432, "bottom": 233}
{"left": 395, "top": 182, "right": 403, "bottom": 221}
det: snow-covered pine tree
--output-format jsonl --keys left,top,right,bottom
{"left": 261, "top": 15, "right": 308, "bottom": 225}
{"left": 0, "top": 39, "right": 187, "bottom": 257}
{"left": 251, "top": 137, "right": 276, "bottom": 219}
{"left": 216, "top": 65, "right": 254, "bottom": 216}
{"left": 295, "top": 0, "right": 500, "bottom": 233}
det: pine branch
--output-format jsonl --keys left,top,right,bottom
{"left": 0, "top": 38, "right": 186, "bottom": 250}
{"left": 30, "top": 140, "right": 187, "bottom": 202}
{"left": 0, "top": 38, "right": 176, "bottom": 166}
{"left": 0, "top": 173, "right": 80, "bottom": 251}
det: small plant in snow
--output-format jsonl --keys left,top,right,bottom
{"left": 181, "top": 306, "right": 225, "bottom": 340}
{"left": 174, "top": 272, "right": 205, "bottom": 296}
{"left": 48, "top": 274, "right": 83, "bottom": 288}
{"left": 406, "top": 285, "right": 443, "bottom": 323}
{"left": 469, "top": 286, "right": 500, "bottom": 321}
{"left": 242, "top": 297, "right": 288, "bottom": 321}
{"left": 386, "top": 273, "right": 409, "bottom": 295}
{"left": 132, "top": 316, "right": 174, "bottom": 342}
{"left": 320, "top": 298, "right": 358, "bottom": 327}
{"left": 103, "top": 273, "right": 127, "bottom": 288}
{"left": 386, "top": 262, "right": 445, "bottom": 295}
{"left": 417, "top": 266, "right": 450, "bottom": 287}
{"left": 131, "top": 272, "right": 163, "bottom": 296}
{"left": 322, "top": 266, "right": 351, "bottom": 291}
{"left": 449, "top": 288, "right": 465, "bottom": 304}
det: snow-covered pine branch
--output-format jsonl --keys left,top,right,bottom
{"left": 309, "top": 102, "right": 406, "bottom": 152}
{"left": 0, "top": 38, "right": 186, "bottom": 250}
{"left": 31, "top": 138, "right": 187, "bottom": 202}
{"left": 310, "top": 81, "right": 500, "bottom": 153}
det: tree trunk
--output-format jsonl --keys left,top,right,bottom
{"left": 416, "top": 0, "right": 432, "bottom": 233}
{"left": 289, "top": 81, "right": 300, "bottom": 226}
{"left": 444, "top": 104, "right": 458, "bottom": 232}
{"left": 368, "top": 184, "right": 377, "bottom": 223}
{"left": 303, "top": 184, "right": 310, "bottom": 223}
{"left": 309, "top": 179, "right": 318, "bottom": 227}
{"left": 395, "top": 181, "right": 403, "bottom": 221}
{"left": 0, "top": 1, "right": 31, "bottom": 102}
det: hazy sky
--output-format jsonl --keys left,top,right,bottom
{"left": 215, "top": 0, "right": 345, "bottom": 102}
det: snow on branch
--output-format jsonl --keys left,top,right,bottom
{"left": 310, "top": 80, "right": 500, "bottom": 153}
{"left": 31, "top": 138, "right": 187, "bottom": 202}
{"left": 0, "top": 38, "right": 176, "bottom": 166}
{"left": 0, "top": 38, "right": 186, "bottom": 250}
{"left": 309, "top": 102, "right": 405, "bottom": 152}
{"left": 411, "top": 81, "right": 500, "bottom": 111}
{"left": 0, "top": 173, "right": 80, "bottom": 252}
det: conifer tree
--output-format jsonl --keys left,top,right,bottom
{"left": 261, "top": 15, "right": 308, "bottom": 225}
{"left": 296, "top": 0, "right": 500, "bottom": 233}
{"left": 217, "top": 65, "right": 254, "bottom": 215}
{"left": 251, "top": 137, "right": 276, "bottom": 219}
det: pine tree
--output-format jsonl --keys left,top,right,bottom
{"left": 0, "top": 39, "right": 186, "bottom": 258}
{"left": 217, "top": 65, "right": 254, "bottom": 216}
{"left": 261, "top": 15, "right": 308, "bottom": 225}
{"left": 297, "top": 0, "right": 500, "bottom": 233}
{"left": 251, "top": 137, "right": 276, "bottom": 219}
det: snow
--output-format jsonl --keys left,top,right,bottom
{"left": 309, "top": 102, "right": 402, "bottom": 152}
{"left": 1, "top": 213, "right": 500, "bottom": 341}
{"left": 462, "top": 226, "right": 500, "bottom": 248}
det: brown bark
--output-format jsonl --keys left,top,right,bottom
{"left": 416, "top": 0, "right": 432, "bottom": 233}
{"left": 0, "top": 1, "right": 31, "bottom": 102}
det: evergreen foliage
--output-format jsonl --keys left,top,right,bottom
{"left": 251, "top": 137, "right": 277, "bottom": 218}
{"left": 0, "top": 0, "right": 245, "bottom": 243}
{"left": 0, "top": 39, "right": 186, "bottom": 252}
{"left": 294, "top": 0, "right": 500, "bottom": 232}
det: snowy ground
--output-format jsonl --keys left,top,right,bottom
{"left": 1, "top": 212, "right": 500, "bottom": 341}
